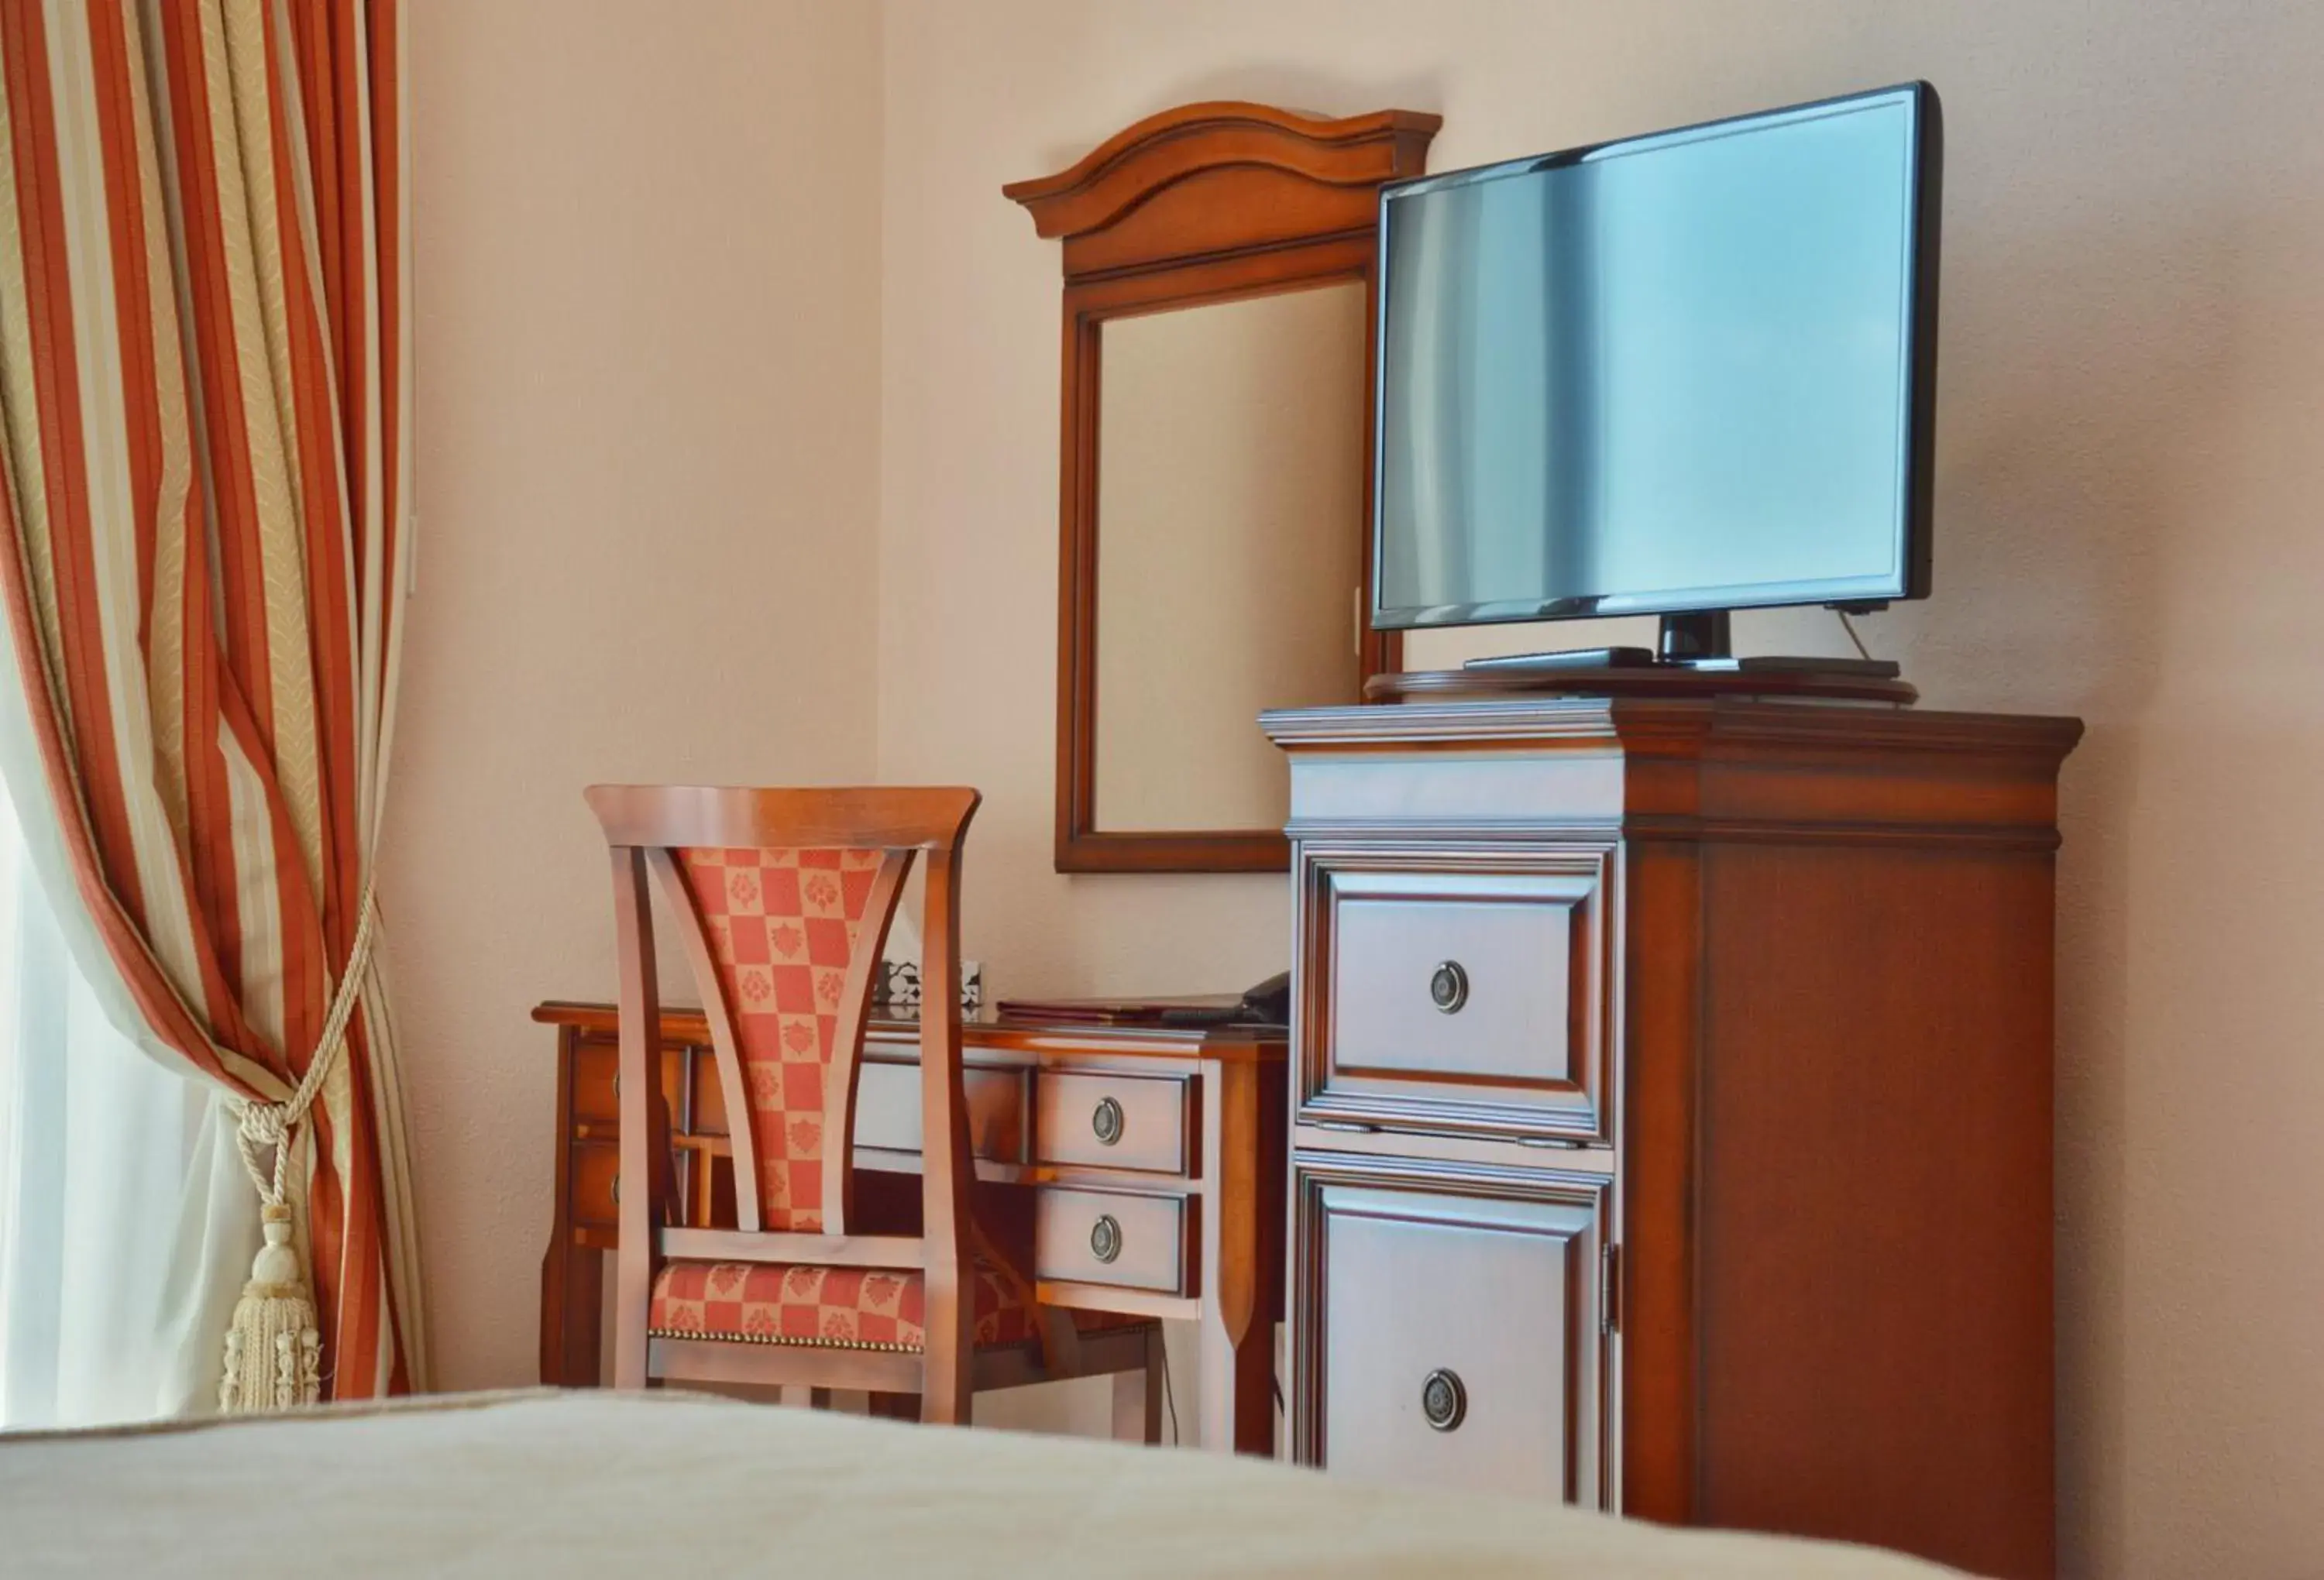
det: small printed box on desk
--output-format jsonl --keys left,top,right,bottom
{"left": 874, "top": 958, "right": 984, "bottom": 1017}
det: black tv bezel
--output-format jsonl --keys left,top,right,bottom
{"left": 1369, "top": 81, "right": 1943, "bottom": 633}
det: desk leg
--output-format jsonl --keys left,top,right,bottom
{"left": 1113, "top": 1327, "right": 1164, "bottom": 1443}
{"left": 538, "top": 1233, "right": 603, "bottom": 1386}
{"left": 1198, "top": 1057, "right": 1280, "bottom": 1455}
{"left": 540, "top": 1026, "right": 605, "bottom": 1386}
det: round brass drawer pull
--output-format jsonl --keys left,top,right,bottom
{"left": 1089, "top": 1213, "right": 1123, "bottom": 1264}
{"left": 1421, "top": 1367, "right": 1466, "bottom": 1431}
{"left": 1429, "top": 960, "right": 1470, "bottom": 1014}
{"left": 1092, "top": 1096, "right": 1125, "bottom": 1146}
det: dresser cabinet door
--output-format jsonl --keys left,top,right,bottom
{"left": 1292, "top": 1155, "right": 1613, "bottom": 1506}
{"left": 1297, "top": 843, "right": 1614, "bottom": 1145}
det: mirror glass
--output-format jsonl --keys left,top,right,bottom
{"left": 1092, "top": 280, "right": 1369, "bottom": 833}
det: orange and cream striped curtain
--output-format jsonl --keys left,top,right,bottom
{"left": 0, "top": 0, "right": 421, "bottom": 1400}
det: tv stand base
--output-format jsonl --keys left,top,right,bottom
{"left": 1463, "top": 649, "right": 1901, "bottom": 681}
{"left": 1378, "top": 608, "right": 1913, "bottom": 702}
{"left": 1370, "top": 658, "right": 1917, "bottom": 707}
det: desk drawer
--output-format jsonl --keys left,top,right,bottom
{"left": 570, "top": 1037, "right": 719, "bottom": 1132}
{"left": 1301, "top": 1160, "right": 1610, "bottom": 1504}
{"left": 1033, "top": 1071, "right": 1189, "bottom": 1174}
{"left": 573, "top": 1039, "right": 619, "bottom": 1125}
{"left": 854, "top": 1059, "right": 1027, "bottom": 1163}
{"left": 1308, "top": 848, "right": 1611, "bottom": 1143}
{"left": 1034, "top": 1187, "right": 1188, "bottom": 1294}
{"left": 572, "top": 1142, "right": 620, "bottom": 1227}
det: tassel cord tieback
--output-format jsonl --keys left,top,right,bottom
{"left": 218, "top": 880, "right": 378, "bottom": 1413}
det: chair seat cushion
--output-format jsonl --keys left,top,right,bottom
{"left": 649, "top": 1255, "right": 1143, "bottom": 1353}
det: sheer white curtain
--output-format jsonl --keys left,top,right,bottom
{"left": 0, "top": 767, "right": 249, "bottom": 1428}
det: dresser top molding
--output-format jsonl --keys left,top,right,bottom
{"left": 1263, "top": 698, "right": 2084, "bottom": 850}
{"left": 1262, "top": 697, "right": 2083, "bottom": 763}
{"left": 1003, "top": 101, "right": 1441, "bottom": 280}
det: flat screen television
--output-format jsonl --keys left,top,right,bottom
{"left": 1372, "top": 83, "right": 1941, "bottom": 665}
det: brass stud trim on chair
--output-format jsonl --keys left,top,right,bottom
{"left": 648, "top": 1326, "right": 921, "bottom": 1355}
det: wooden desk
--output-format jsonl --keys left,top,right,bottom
{"left": 534, "top": 1001, "right": 1286, "bottom": 1452}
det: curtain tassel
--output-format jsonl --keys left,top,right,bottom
{"left": 217, "top": 879, "right": 378, "bottom": 1413}
{"left": 218, "top": 1202, "right": 323, "bottom": 1412}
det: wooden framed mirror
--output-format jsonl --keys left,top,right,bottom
{"left": 1006, "top": 102, "right": 1440, "bottom": 873}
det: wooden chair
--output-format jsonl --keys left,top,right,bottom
{"left": 586, "top": 785, "right": 1162, "bottom": 1427}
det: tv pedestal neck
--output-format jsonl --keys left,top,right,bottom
{"left": 1368, "top": 613, "right": 1919, "bottom": 706}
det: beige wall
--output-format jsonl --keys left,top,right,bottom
{"left": 375, "top": 3, "right": 2324, "bottom": 1573}
{"left": 879, "top": 2, "right": 2324, "bottom": 1575}
{"left": 390, "top": 0, "right": 885, "bottom": 1393}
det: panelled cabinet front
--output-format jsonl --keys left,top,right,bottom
{"left": 1291, "top": 1152, "right": 1612, "bottom": 1505}
{"left": 1266, "top": 695, "right": 2078, "bottom": 1580}
{"left": 1298, "top": 841, "right": 1616, "bottom": 1146}
{"left": 1281, "top": 818, "right": 1624, "bottom": 1512}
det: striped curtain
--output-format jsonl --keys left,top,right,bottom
{"left": 0, "top": 0, "right": 421, "bottom": 1400}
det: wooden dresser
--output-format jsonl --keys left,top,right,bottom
{"left": 1262, "top": 694, "right": 2080, "bottom": 1580}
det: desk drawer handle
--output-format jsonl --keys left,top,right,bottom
{"left": 1421, "top": 1368, "right": 1466, "bottom": 1431}
{"left": 610, "top": 1170, "right": 620, "bottom": 1207}
{"left": 1092, "top": 1096, "right": 1125, "bottom": 1146}
{"left": 1089, "top": 1214, "right": 1122, "bottom": 1264}
{"left": 1429, "top": 960, "right": 1469, "bottom": 1014}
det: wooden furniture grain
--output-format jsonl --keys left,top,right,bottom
{"left": 535, "top": 1001, "right": 1287, "bottom": 1451}
{"left": 584, "top": 785, "right": 1165, "bottom": 1425}
{"left": 1005, "top": 102, "right": 1439, "bottom": 874}
{"left": 1263, "top": 696, "right": 2081, "bottom": 1580}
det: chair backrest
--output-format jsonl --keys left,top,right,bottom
{"left": 584, "top": 786, "right": 982, "bottom": 1255}
{"left": 668, "top": 843, "right": 889, "bottom": 1231}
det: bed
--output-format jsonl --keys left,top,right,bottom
{"left": 0, "top": 1389, "right": 1969, "bottom": 1577}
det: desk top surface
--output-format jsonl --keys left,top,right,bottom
{"left": 532, "top": 999, "right": 1286, "bottom": 1064}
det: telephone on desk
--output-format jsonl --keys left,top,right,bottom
{"left": 1158, "top": 971, "right": 1291, "bottom": 1027}
{"left": 992, "top": 971, "right": 1291, "bottom": 1031}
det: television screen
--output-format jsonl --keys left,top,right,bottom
{"left": 1373, "top": 84, "right": 1939, "bottom": 630}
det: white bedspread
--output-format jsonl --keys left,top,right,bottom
{"left": 0, "top": 1389, "right": 1968, "bottom": 1577}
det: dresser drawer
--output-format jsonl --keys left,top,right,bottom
{"left": 1033, "top": 1187, "right": 1189, "bottom": 1294}
{"left": 1298, "top": 1159, "right": 1610, "bottom": 1504}
{"left": 1033, "top": 1071, "right": 1189, "bottom": 1174}
{"left": 1305, "top": 847, "right": 1611, "bottom": 1143}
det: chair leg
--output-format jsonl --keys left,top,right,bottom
{"left": 612, "top": 1288, "right": 648, "bottom": 1390}
{"left": 921, "top": 1362, "right": 972, "bottom": 1424}
{"left": 1112, "top": 1327, "right": 1164, "bottom": 1444}
{"left": 920, "top": 1287, "right": 975, "bottom": 1425}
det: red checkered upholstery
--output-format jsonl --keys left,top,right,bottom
{"left": 673, "top": 847, "right": 883, "bottom": 1232}
{"left": 649, "top": 1257, "right": 1140, "bottom": 1352}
